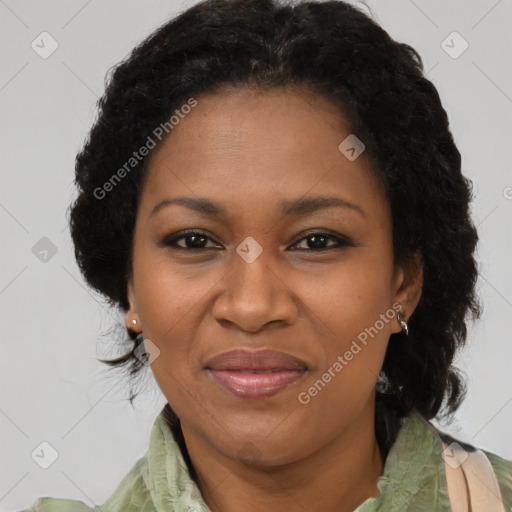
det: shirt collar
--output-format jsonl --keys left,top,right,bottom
{"left": 145, "top": 406, "right": 449, "bottom": 512}
{"left": 356, "top": 410, "right": 451, "bottom": 511}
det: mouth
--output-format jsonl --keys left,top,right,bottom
{"left": 204, "top": 348, "right": 309, "bottom": 399}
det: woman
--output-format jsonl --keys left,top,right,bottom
{"left": 22, "top": 0, "right": 511, "bottom": 511}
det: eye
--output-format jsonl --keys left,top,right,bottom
{"left": 160, "top": 230, "right": 221, "bottom": 250}
{"left": 289, "top": 231, "right": 353, "bottom": 251}
{"left": 160, "top": 229, "right": 353, "bottom": 252}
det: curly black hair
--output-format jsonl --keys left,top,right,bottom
{"left": 68, "top": 0, "right": 481, "bottom": 456}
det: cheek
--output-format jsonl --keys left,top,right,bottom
{"left": 296, "top": 292, "right": 391, "bottom": 431}
{"left": 302, "top": 251, "right": 395, "bottom": 341}
{"left": 298, "top": 257, "right": 393, "bottom": 395}
{"left": 134, "top": 257, "right": 215, "bottom": 336}
{"left": 132, "top": 265, "right": 200, "bottom": 382}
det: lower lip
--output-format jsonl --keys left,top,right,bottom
{"left": 207, "top": 369, "right": 307, "bottom": 399}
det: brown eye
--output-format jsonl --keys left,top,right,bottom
{"left": 290, "top": 232, "right": 352, "bottom": 251}
{"left": 161, "top": 230, "right": 221, "bottom": 250}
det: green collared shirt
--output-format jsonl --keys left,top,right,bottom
{"left": 24, "top": 406, "right": 512, "bottom": 512}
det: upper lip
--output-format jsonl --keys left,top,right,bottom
{"left": 205, "top": 349, "right": 308, "bottom": 371}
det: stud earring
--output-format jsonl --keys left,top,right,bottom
{"left": 397, "top": 309, "right": 409, "bottom": 335}
{"left": 127, "top": 318, "right": 139, "bottom": 330}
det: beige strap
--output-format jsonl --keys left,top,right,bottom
{"left": 441, "top": 440, "right": 505, "bottom": 512}
{"left": 442, "top": 440, "right": 469, "bottom": 512}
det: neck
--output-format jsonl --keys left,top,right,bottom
{"left": 180, "top": 397, "right": 385, "bottom": 512}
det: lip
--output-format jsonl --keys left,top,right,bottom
{"left": 204, "top": 348, "right": 308, "bottom": 399}
{"left": 207, "top": 368, "right": 307, "bottom": 399}
{"left": 205, "top": 348, "right": 308, "bottom": 371}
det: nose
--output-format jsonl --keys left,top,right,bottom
{"left": 212, "top": 247, "right": 299, "bottom": 333}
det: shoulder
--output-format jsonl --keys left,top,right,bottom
{"left": 438, "top": 429, "right": 512, "bottom": 509}
{"left": 19, "top": 454, "right": 151, "bottom": 512}
{"left": 19, "top": 497, "right": 95, "bottom": 512}
{"left": 482, "top": 448, "right": 512, "bottom": 509}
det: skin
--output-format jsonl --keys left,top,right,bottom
{"left": 126, "top": 86, "right": 423, "bottom": 512}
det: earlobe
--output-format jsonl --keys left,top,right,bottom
{"left": 126, "top": 279, "right": 141, "bottom": 331}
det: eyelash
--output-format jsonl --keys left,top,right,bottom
{"left": 160, "top": 229, "right": 353, "bottom": 252}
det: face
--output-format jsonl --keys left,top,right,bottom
{"left": 127, "top": 87, "right": 422, "bottom": 466}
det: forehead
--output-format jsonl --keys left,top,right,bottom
{"left": 139, "top": 87, "right": 388, "bottom": 223}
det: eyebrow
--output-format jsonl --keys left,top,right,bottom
{"left": 150, "top": 195, "right": 365, "bottom": 218}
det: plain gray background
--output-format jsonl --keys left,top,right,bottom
{"left": 1, "top": 0, "right": 511, "bottom": 509}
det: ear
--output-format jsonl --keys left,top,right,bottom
{"left": 126, "top": 278, "right": 141, "bottom": 331}
{"left": 389, "top": 251, "right": 423, "bottom": 335}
